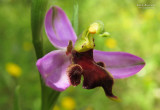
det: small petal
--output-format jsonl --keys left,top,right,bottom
{"left": 93, "top": 50, "right": 145, "bottom": 79}
{"left": 45, "top": 6, "right": 77, "bottom": 49}
{"left": 36, "top": 50, "right": 71, "bottom": 91}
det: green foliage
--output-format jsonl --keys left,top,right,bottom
{"left": 0, "top": 0, "right": 160, "bottom": 110}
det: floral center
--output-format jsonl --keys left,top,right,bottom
{"left": 74, "top": 21, "right": 110, "bottom": 52}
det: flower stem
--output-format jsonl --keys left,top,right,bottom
{"left": 72, "top": 0, "right": 79, "bottom": 35}
{"left": 31, "top": 0, "right": 60, "bottom": 110}
{"left": 14, "top": 85, "right": 20, "bottom": 110}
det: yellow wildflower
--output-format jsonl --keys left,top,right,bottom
{"left": 6, "top": 62, "right": 22, "bottom": 77}
{"left": 61, "top": 97, "right": 76, "bottom": 110}
{"left": 105, "top": 38, "right": 117, "bottom": 49}
{"left": 52, "top": 105, "right": 60, "bottom": 110}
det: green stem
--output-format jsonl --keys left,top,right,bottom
{"left": 31, "top": 0, "right": 46, "bottom": 58}
{"left": 72, "top": 0, "right": 79, "bottom": 35}
{"left": 31, "top": 0, "right": 60, "bottom": 110}
{"left": 14, "top": 86, "right": 20, "bottom": 110}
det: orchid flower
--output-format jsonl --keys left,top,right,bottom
{"left": 36, "top": 6, "right": 145, "bottom": 100}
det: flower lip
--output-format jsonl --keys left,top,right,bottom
{"left": 70, "top": 49, "right": 117, "bottom": 99}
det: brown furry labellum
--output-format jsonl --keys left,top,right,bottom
{"left": 67, "top": 49, "right": 118, "bottom": 100}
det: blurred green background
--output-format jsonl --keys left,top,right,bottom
{"left": 0, "top": 0, "right": 160, "bottom": 110}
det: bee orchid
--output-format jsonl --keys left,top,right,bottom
{"left": 36, "top": 6, "right": 145, "bottom": 100}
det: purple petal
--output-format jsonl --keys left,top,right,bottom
{"left": 36, "top": 50, "right": 71, "bottom": 91}
{"left": 45, "top": 6, "right": 77, "bottom": 49}
{"left": 93, "top": 50, "right": 145, "bottom": 79}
